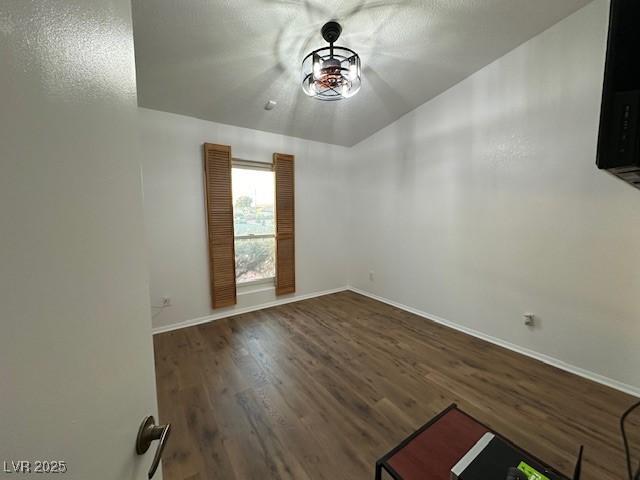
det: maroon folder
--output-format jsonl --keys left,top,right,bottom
{"left": 375, "top": 404, "right": 568, "bottom": 480}
{"left": 376, "top": 406, "right": 488, "bottom": 480}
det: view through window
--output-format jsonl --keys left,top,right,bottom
{"left": 232, "top": 166, "right": 275, "bottom": 284}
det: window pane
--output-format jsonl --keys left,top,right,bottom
{"left": 234, "top": 237, "right": 275, "bottom": 283}
{"left": 232, "top": 168, "right": 275, "bottom": 236}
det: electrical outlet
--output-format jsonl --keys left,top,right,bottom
{"left": 161, "top": 297, "right": 171, "bottom": 307}
{"left": 523, "top": 313, "right": 535, "bottom": 327}
{"left": 369, "top": 271, "right": 375, "bottom": 281}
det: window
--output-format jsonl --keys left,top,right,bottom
{"left": 232, "top": 162, "right": 275, "bottom": 285}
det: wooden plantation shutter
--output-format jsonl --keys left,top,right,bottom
{"left": 273, "top": 153, "right": 295, "bottom": 295}
{"left": 203, "top": 143, "right": 236, "bottom": 308}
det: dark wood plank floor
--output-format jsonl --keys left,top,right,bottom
{"left": 153, "top": 291, "right": 639, "bottom": 480}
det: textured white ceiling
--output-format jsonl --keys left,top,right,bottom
{"left": 132, "top": 0, "right": 592, "bottom": 146}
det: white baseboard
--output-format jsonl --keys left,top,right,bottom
{"left": 151, "top": 286, "right": 348, "bottom": 335}
{"left": 347, "top": 286, "right": 640, "bottom": 398}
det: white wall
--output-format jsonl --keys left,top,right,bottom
{"left": 0, "top": 0, "right": 159, "bottom": 478}
{"left": 348, "top": 0, "right": 640, "bottom": 392}
{"left": 140, "top": 108, "right": 349, "bottom": 330}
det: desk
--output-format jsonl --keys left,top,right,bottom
{"left": 375, "top": 404, "right": 569, "bottom": 480}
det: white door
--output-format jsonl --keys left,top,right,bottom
{"left": 0, "top": 1, "right": 161, "bottom": 479}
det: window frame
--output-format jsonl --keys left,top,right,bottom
{"left": 231, "top": 158, "right": 276, "bottom": 287}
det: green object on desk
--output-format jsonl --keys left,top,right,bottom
{"left": 518, "top": 461, "right": 551, "bottom": 480}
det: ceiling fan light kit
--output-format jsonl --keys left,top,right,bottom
{"left": 302, "top": 21, "right": 361, "bottom": 101}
